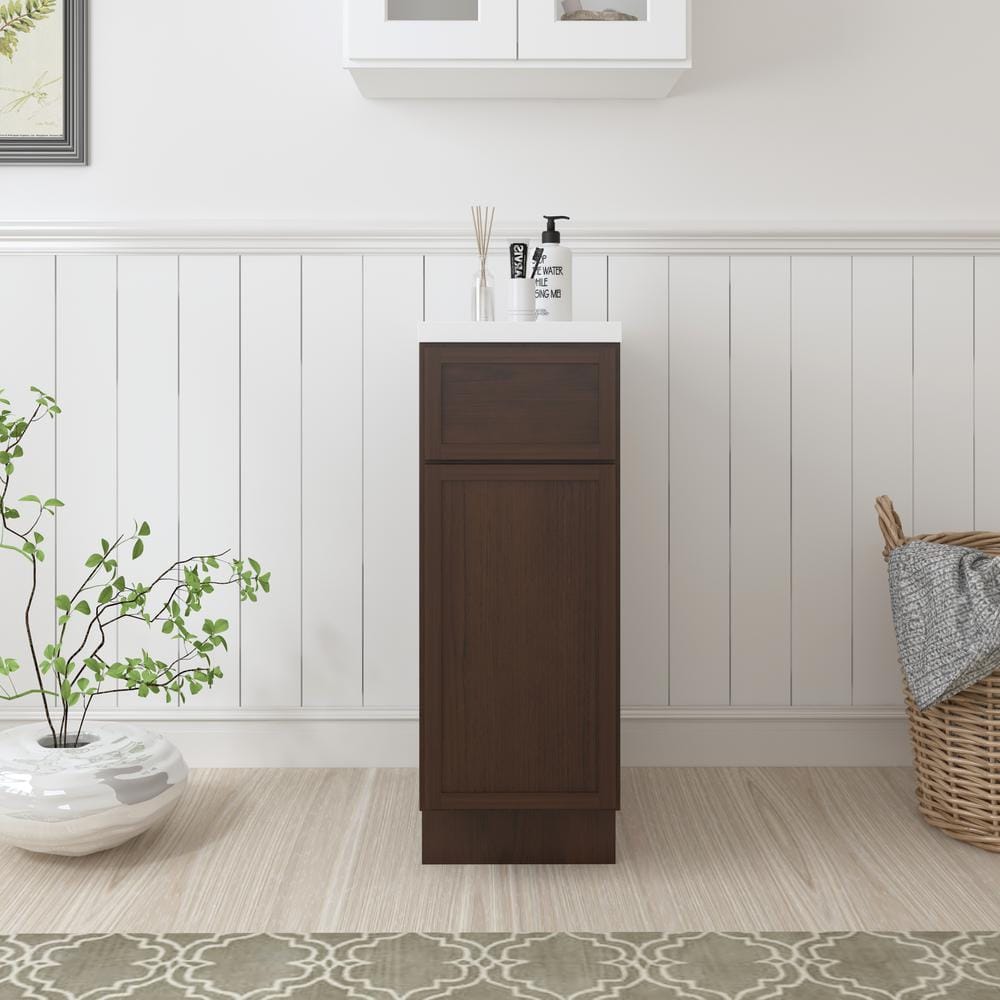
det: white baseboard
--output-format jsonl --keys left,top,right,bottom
{"left": 0, "top": 707, "right": 910, "bottom": 767}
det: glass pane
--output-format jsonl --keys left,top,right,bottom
{"left": 387, "top": 0, "right": 479, "bottom": 21}
{"left": 557, "top": 0, "right": 648, "bottom": 20}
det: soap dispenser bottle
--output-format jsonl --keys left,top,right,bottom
{"left": 534, "top": 215, "right": 573, "bottom": 322}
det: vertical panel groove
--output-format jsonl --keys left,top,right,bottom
{"left": 299, "top": 255, "right": 304, "bottom": 709}
{"left": 237, "top": 255, "right": 243, "bottom": 709}
{"left": 787, "top": 254, "right": 793, "bottom": 707}
{"left": 176, "top": 255, "right": 181, "bottom": 711}
{"left": 850, "top": 256, "right": 855, "bottom": 705}
{"left": 665, "top": 255, "right": 670, "bottom": 708}
{"left": 52, "top": 255, "right": 58, "bottom": 646}
{"left": 361, "top": 256, "right": 366, "bottom": 707}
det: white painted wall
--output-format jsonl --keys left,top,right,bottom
{"left": 1, "top": 1, "right": 996, "bottom": 764}
{"left": 3, "top": 0, "right": 1000, "bottom": 224}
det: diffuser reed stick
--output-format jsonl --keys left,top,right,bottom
{"left": 472, "top": 205, "right": 495, "bottom": 282}
{"left": 471, "top": 205, "right": 496, "bottom": 321}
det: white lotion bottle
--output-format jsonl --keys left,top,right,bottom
{"left": 534, "top": 215, "right": 573, "bottom": 322}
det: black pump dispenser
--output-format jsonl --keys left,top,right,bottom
{"left": 542, "top": 215, "right": 569, "bottom": 244}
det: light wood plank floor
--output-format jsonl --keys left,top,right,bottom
{"left": 1, "top": 768, "right": 998, "bottom": 932}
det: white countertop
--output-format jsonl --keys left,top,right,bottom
{"left": 418, "top": 321, "right": 622, "bottom": 344}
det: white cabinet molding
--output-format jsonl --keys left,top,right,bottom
{"left": 343, "top": 0, "right": 691, "bottom": 99}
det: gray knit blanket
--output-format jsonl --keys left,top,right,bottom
{"left": 889, "top": 540, "right": 1000, "bottom": 709}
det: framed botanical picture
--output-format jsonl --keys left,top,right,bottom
{"left": 0, "top": 0, "right": 85, "bottom": 163}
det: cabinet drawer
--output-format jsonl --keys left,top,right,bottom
{"left": 421, "top": 343, "right": 619, "bottom": 461}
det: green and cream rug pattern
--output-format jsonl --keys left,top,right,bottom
{"left": 1, "top": 932, "right": 998, "bottom": 999}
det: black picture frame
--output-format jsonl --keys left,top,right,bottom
{"left": 0, "top": 0, "right": 86, "bottom": 164}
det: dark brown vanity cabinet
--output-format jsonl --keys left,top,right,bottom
{"left": 420, "top": 342, "right": 620, "bottom": 864}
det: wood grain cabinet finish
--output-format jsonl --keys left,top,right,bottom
{"left": 420, "top": 343, "right": 620, "bottom": 864}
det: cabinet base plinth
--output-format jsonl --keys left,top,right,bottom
{"left": 422, "top": 809, "right": 616, "bottom": 864}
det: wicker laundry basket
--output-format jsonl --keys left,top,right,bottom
{"left": 876, "top": 494, "right": 1000, "bottom": 852}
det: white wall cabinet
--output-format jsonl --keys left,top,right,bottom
{"left": 344, "top": 0, "right": 691, "bottom": 99}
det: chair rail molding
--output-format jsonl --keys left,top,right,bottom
{"left": 1, "top": 222, "right": 1000, "bottom": 254}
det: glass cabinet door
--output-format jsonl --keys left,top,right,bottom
{"left": 347, "top": 0, "right": 517, "bottom": 60}
{"left": 519, "top": 0, "right": 688, "bottom": 61}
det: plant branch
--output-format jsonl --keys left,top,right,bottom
{"left": 24, "top": 554, "right": 55, "bottom": 741}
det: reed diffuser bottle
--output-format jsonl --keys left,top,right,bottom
{"left": 471, "top": 205, "right": 496, "bottom": 322}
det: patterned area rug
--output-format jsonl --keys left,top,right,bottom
{"left": 0, "top": 932, "right": 998, "bottom": 998}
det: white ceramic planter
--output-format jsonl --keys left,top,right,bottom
{"left": 0, "top": 722, "right": 188, "bottom": 856}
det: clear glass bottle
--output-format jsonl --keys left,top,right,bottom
{"left": 472, "top": 268, "right": 495, "bottom": 322}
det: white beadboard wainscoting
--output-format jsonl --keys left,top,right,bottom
{"left": 1, "top": 225, "right": 998, "bottom": 766}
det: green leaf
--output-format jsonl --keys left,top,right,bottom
{"left": 132, "top": 538, "right": 144, "bottom": 560}
{"left": 18, "top": 494, "right": 39, "bottom": 504}
{"left": 138, "top": 521, "right": 150, "bottom": 537}
{"left": 43, "top": 498, "right": 63, "bottom": 509}
{"left": 74, "top": 600, "right": 91, "bottom": 615}
{"left": 249, "top": 557, "right": 261, "bottom": 574}
{"left": 55, "top": 594, "right": 70, "bottom": 612}
{"left": 214, "top": 618, "right": 230, "bottom": 633}
{"left": 99, "top": 585, "right": 113, "bottom": 604}
{"left": 43, "top": 643, "right": 56, "bottom": 659}
{"left": 85, "top": 553, "right": 102, "bottom": 568}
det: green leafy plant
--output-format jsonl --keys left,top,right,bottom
{"left": 0, "top": 0, "right": 57, "bottom": 63}
{"left": 0, "top": 386, "right": 270, "bottom": 748}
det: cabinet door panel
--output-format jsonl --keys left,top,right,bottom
{"left": 519, "top": 0, "right": 688, "bottom": 62}
{"left": 347, "top": 0, "right": 517, "bottom": 60}
{"left": 421, "top": 464, "right": 618, "bottom": 811}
